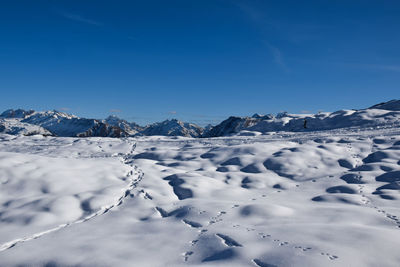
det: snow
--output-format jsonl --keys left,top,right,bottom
{"left": 0, "top": 126, "right": 400, "bottom": 266}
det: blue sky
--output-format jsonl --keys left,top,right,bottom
{"left": 0, "top": 0, "right": 399, "bottom": 126}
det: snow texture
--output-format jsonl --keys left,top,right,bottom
{"left": 0, "top": 124, "right": 400, "bottom": 266}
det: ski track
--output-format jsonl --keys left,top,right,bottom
{"left": 0, "top": 139, "right": 143, "bottom": 252}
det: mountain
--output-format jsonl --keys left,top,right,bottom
{"left": 141, "top": 119, "right": 204, "bottom": 137}
{"left": 0, "top": 109, "right": 35, "bottom": 118}
{"left": 103, "top": 115, "right": 143, "bottom": 135}
{"left": 0, "top": 110, "right": 203, "bottom": 138}
{"left": 0, "top": 118, "right": 52, "bottom": 136}
{"left": 204, "top": 100, "right": 400, "bottom": 137}
{"left": 103, "top": 116, "right": 203, "bottom": 137}
{"left": 1, "top": 99, "right": 399, "bottom": 138}
{"left": 203, "top": 116, "right": 259, "bottom": 137}
{"left": 1, "top": 110, "right": 127, "bottom": 137}
{"left": 368, "top": 99, "right": 400, "bottom": 111}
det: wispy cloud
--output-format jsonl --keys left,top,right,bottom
{"left": 61, "top": 12, "right": 102, "bottom": 26}
{"left": 58, "top": 107, "right": 70, "bottom": 111}
{"left": 264, "top": 42, "right": 289, "bottom": 72}
{"left": 110, "top": 109, "right": 122, "bottom": 113}
{"left": 168, "top": 111, "right": 177, "bottom": 115}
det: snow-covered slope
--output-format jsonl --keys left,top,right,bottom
{"left": 142, "top": 119, "right": 204, "bottom": 137}
{"left": 0, "top": 127, "right": 400, "bottom": 266}
{"left": 205, "top": 106, "right": 400, "bottom": 137}
{"left": 1, "top": 110, "right": 127, "bottom": 137}
{"left": 0, "top": 118, "right": 52, "bottom": 136}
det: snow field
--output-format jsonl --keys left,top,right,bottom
{"left": 0, "top": 129, "right": 399, "bottom": 266}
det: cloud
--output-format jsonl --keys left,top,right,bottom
{"left": 61, "top": 12, "right": 102, "bottom": 26}
{"left": 168, "top": 111, "right": 177, "bottom": 115}
{"left": 58, "top": 107, "right": 70, "bottom": 111}
{"left": 110, "top": 109, "right": 122, "bottom": 113}
{"left": 264, "top": 42, "right": 289, "bottom": 72}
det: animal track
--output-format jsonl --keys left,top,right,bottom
{"left": 183, "top": 208, "right": 230, "bottom": 262}
{"left": 253, "top": 230, "right": 339, "bottom": 261}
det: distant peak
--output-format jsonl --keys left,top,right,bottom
{"left": 0, "top": 109, "right": 35, "bottom": 119}
{"left": 369, "top": 99, "right": 400, "bottom": 111}
{"left": 105, "top": 114, "right": 121, "bottom": 120}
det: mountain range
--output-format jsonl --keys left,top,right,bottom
{"left": 1, "top": 99, "right": 399, "bottom": 138}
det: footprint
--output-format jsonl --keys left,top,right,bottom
{"left": 321, "top": 252, "right": 339, "bottom": 260}
{"left": 216, "top": 233, "right": 242, "bottom": 247}
{"left": 183, "top": 251, "right": 193, "bottom": 261}
{"left": 258, "top": 233, "right": 271, "bottom": 238}
{"left": 182, "top": 219, "right": 202, "bottom": 228}
{"left": 252, "top": 259, "right": 278, "bottom": 267}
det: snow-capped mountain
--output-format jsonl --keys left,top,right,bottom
{"left": 141, "top": 119, "right": 204, "bottom": 137}
{"left": 103, "top": 115, "right": 143, "bottom": 136}
{"left": 368, "top": 99, "right": 400, "bottom": 111}
{"left": 203, "top": 116, "right": 259, "bottom": 137}
{"left": 1, "top": 99, "right": 399, "bottom": 138}
{"left": 0, "top": 109, "right": 35, "bottom": 119}
{"left": 204, "top": 99, "right": 400, "bottom": 137}
{"left": 0, "top": 110, "right": 204, "bottom": 137}
{"left": 0, "top": 109, "right": 127, "bottom": 137}
{"left": 0, "top": 118, "right": 52, "bottom": 136}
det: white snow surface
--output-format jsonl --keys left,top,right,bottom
{"left": 0, "top": 127, "right": 400, "bottom": 267}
